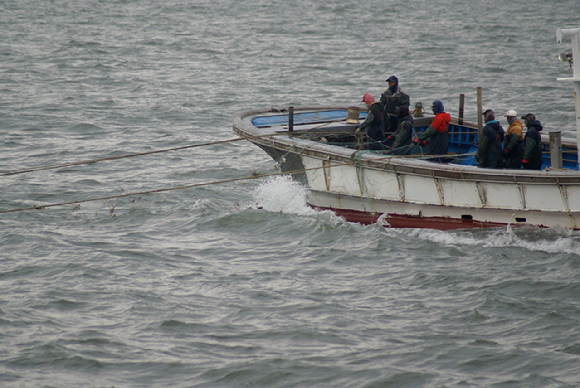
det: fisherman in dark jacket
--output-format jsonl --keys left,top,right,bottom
{"left": 477, "top": 109, "right": 505, "bottom": 168}
{"left": 380, "top": 75, "right": 410, "bottom": 133}
{"left": 390, "top": 105, "right": 414, "bottom": 154}
{"left": 521, "top": 113, "right": 543, "bottom": 170}
{"left": 357, "top": 93, "right": 386, "bottom": 150}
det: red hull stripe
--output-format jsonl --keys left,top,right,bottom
{"left": 311, "top": 206, "right": 508, "bottom": 230}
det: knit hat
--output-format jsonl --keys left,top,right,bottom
{"left": 483, "top": 109, "right": 495, "bottom": 122}
{"left": 361, "top": 92, "right": 375, "bottom": 107}
{"left": 432, "top": 100, "right": 444, "bottom": 114}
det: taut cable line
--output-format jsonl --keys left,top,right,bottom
{"left": 0, "top": 122, "right": 478, "bottom": 214}
{"left": 0, "top": 145, "right": 479, "bottom": 214}
{"left": 0, "top": 124, "right": 353, "bottom": 177}
{"left": 0, "top": 125, "right": 478, "bottom": 177}
{"left": 0, "top": 135, "right": 267, "bottom": 177}
{"left": 0, "top": 160, "right": 362, "bottom": 214}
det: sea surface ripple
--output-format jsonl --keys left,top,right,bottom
{"left": 1, "top": 1, "right": 580, "bottom": 387}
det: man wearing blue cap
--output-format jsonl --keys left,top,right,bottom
{"left": 380, "top": 75, "right": 410, "bottom": 133}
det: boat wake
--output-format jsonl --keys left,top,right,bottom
{"left": 404, "top": 226, "right": 580, "bottom": 255}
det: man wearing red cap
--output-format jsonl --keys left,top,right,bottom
{"left": 356, "top": 93, "right": 386, "bottom": 150}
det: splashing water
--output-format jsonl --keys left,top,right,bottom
{"left": 252, "top": 175, "right": 316, "bottom": 215}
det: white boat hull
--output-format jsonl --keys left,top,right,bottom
{"left": 301, "top": 154, "right": 580, "bottom": 229}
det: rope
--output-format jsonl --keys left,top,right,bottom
{"left": 0, "top": 125, "right": 360, "bottom": 177}
{"left": 0, "top": 146, "right": 481, "bottom": 214}
{"left": 0, "top": 117, "right": 480, "bottom": 214}
{"left": 0, "top": 135, "right": 266, "bottom": 177}
{"left": 1, "top": 124, "right": 480, "bottom": 178}
{"left": 0, "top": 159, "right": 364, "bottom": 214}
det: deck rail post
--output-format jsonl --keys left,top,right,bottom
{"left": 476, "top": 87, "right": 483, "bottom": 156}
{"left": 476, "top": 87, "right": 483, "bottom": 139}
{"left": 458, "top": 93, "right": 465, "bottom": 125}
{"left": 549, "top": 131, "right": 563, "bottom": 169}
{"left": 288, "top": 106, "right": 294, "bottom": 132}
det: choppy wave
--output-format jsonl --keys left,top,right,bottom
{"left": 2, "top": 0, "right": 580, "bottom": 387}
{"left": 408, "top": 226, "right": 580, "bottom": 255}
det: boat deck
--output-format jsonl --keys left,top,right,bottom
{"left": 246, "top": 107, "right": 578, "bottom": 170}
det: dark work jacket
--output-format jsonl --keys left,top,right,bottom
{"left": 503, "top": 133, "right": 524, "bottom": 169}
{"left": 427, "top": 130, "right": 449, "bottom": 156}
{"left": 478, "top": 120, "right": 505, "bottom": 168}
{"left": 359, "top": 102, "right": 385, "bottom": 149}
{"left": 523, "top": 120, "right": 543, "bottom": 170}
{"left": 380, "top": 86, "right": 410, "bottom": 116}
{"left": 392, "top": 114, "right": 413, "bottom": 154}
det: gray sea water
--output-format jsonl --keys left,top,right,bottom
{"left": 2, "top": 1, "right": 580, "bottom": 387}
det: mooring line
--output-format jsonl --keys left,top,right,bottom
{"left": 0, "top": 128, "right": 348, "bottom": 177}
{"left": 0, "top": 160, "right": 363, "bottom": 214}
{"left": 0, "top": 136, "right": 252, "bottom": 177}
{"left": 0, "top": 145, "right": 479, "bottom": 214}
{"left": 1, "top": 121, "right": 478, "bottom": 177}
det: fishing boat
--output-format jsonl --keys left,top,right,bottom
{"left": 232, "top": 28, "right": 580, "bottom": 230}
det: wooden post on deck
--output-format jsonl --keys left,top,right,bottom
{"left": 549, "top": 131, "right": 563, "bottom": 169}
{"left": 458, "top": 94, "right": 465, "bottom": 125}
{"left": 288, "top": 106, "right": 294, "bottom": 132}
{"left": 476, "top": 87, "right": 483, "bottom": 141}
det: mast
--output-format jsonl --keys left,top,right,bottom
{"left": 556, "top": 28, "right": 580, "bottom": 167}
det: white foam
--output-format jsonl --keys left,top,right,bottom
{"left": 251, "top": 175, "right": 317, "bottom": 216}
{"left": 190, "top": 198, "right": 213, "bottom": 210}
{"left": 407, "top": 226, "right": 580, "bottom": 255}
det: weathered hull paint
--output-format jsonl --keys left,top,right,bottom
{"left": 310, "top": 205, "right": 510, "bottom": 230}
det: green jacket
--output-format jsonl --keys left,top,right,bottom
{"left": 523, "top": 136, "right": 539, "bottom": 160}
{"left": 418, "top": 125, "right": 437, "bottom": 142}
{"left": 358, "top": 102, "right": 385, "bottom": 143}
{"left": 523, "top": 121, "right": 543, "bottom": 162}
{"left": 392, "top": 114, "right": 413, "bottom": 148}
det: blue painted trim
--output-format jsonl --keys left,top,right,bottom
{"left": 252, "top": 110, "right": 367, "bottom": 127}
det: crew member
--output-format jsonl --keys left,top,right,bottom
{"left": 357, "top": 93, "right": 386, "bottom": 150}
{"left": 503, "top": 109, "right": 524, "bottom": 169}
{"left": 521, "top": 113, "right": 543, "bottom": 170}
{"left": 477, "top": 109, "right": 505, "bottom": 168}
{"left": 413, "top": 100, "right": 451, "bottom": 157}
{"left": 390, "top": 106, "right": 414, "bottom": 154}
{"left": 380, "top": 76, "right": 410, "bottom": 133}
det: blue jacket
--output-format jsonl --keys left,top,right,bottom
{"left": 478, "top": 120, "right": 505, "bottom": 168}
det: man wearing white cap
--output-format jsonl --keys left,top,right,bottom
{"left": 503, "top": 110, "right": 524, "bottom": 168}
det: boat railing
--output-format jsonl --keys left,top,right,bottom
{"left": 241, "top": 106, "right": 579, "bottom": 171}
